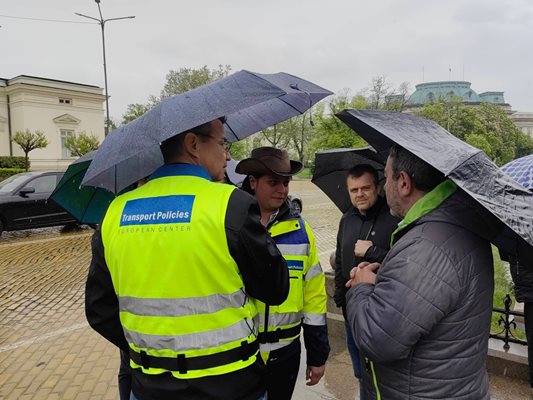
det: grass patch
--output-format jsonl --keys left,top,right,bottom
{"left": 295, "top": 167, "right": 312, "bottom": 180}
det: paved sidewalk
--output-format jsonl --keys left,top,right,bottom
{"left": 0, "top": 180, "right": 530, "bottom": 399}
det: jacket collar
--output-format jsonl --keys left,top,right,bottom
{"left": 150, "top": 163, "right": 212, "bottom": 181}
{"left": 267, "top": 199, "right": 299, "bottom": 227}
{"left": 391, "top": 179, "right": 457, "bottom": 245}
{"left": 349, "top": 195, "right": 386, "bottom": 219}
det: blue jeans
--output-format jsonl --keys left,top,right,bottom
{"left": 345, "top": 320, "right": 365, "bottom": 400}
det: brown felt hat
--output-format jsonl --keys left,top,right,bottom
{"left": 236, "top": 147, "right": 303, "bottom": 177}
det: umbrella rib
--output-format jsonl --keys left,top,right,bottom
{"left": 245, "top": 70, "right": 310, "bottom": 115}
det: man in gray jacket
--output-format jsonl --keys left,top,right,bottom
{"left": 345, "top": 144, "right": 494, "bottom": 399}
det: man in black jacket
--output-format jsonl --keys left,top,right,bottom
{"left": 333, "top": 164, "right": 399, "bottom": 397}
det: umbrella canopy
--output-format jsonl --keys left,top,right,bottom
{"left": 225, "top": 158, "right": 246, "bottom": 187}
{"left": 312, "top": 147, "right": 385, "bottom": 213}
{"left": 336, "top": 109, "right": 533, "bottom": 266}
{"left": 50, "top": 151, "right": 116, "bottom": 225}
{"left": 501, "top": 154, "right": 533, "bottom": 190}
{"left": 82, "top": 70, "right": 332, "bottom": 193}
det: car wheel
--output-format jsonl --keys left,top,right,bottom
{"left": 292, "top": 199, "right": 302, "bottom": 214}
{"left": 0, "top": 219, "right": 3, "bottom": 237}
{"left": 61, "top": 222, "right": 82, "bottom": 233}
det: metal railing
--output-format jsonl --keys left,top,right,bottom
{"left": 490, "top": 294, "right": 528, "bottom": 351}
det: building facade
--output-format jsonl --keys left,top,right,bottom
{"left": 404, "top": 80, "right": 533, "bottom": 139}
{"left": 0, "top": 75, "right": 105, "bottom": 171}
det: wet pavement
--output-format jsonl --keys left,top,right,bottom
{"left": 0, "top": 180, "right": 531, "bottom": 399}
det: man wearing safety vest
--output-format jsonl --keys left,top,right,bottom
{"left": 85, "top": 118, "right": 289, "bottom": 400}
{"left": 236, "top": 147, "right": 330, "bottom": 400}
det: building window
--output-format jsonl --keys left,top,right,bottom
{"left": 59, "top": 98, "right": 72, "bottom": 105}
{"left": 60, "top": 129, "right": 74, "bottom": 158}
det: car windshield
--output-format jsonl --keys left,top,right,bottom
{"left": 0, "top": 173, "right": 34, "bottom": 193}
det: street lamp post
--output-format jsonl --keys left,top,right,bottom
{"left": 75, "top": 0, "right": 134, "bottom": 135}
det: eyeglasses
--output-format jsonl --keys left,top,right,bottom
{"left": 205, "top": 135, "right": 232, "bottom": 152}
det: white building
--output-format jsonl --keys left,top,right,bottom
{"left": 0, "top": 75, "right": 105, "bottom": 171}
{"left": 510, "top": 111, "right": 533, "bottom": 139}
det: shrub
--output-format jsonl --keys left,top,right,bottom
{"left": 0, "top": 168, "right": 26, "bottom": 182}
{"left": 0, "top": 156, "right": 26, "bottom": 169}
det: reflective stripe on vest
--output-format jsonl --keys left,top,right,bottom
{"left": 303, "top": 312, "right": 327, "bottom": 325}
{"left": 256, "top": 217, "right": 326, "bottom": 354}
{"left": 257, "top": 312, "right": 302, "bottom": 327}
{"left": 102, "top": 166, "right": 258, "bottom": 379}
{"left": 123, "top": 318, "right": 256, "bottom": 351}
{"left": 276, "top": 243, "right": 310, "bottom": 256}
{"left": 118, "top": 289, "right": 247, "bottom": 316}
{"left": 305, "top": 262, "right": 323, "bottom": 281}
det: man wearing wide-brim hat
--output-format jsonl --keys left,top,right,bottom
{"left": 237, "top": 147, "right": 330, "bottom": 400}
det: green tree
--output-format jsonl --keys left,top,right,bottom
{"left": 310, "top": 92, "right": 368, "bottom": 152}
{"left": 416, "top": 100, "right": 533, "bottom": 166}
{"left": 228, "top": 135, "right": 260, "bottom": 161}
{"left": 261, "top": 124, "right": 291, "bottom": 149}
{"left": 108, "top": 119, "right": 118, "bottom": 132}
{"left": 515, "top": 129, "right": 533, "bottom": 158}
{"left": 11, "top": 129, "right": 49, "bottom": 171}
{"left": 121, "top": 65, "right": 232, "bottom": 125}
{"left": 151, "top": 64, "right": 232, "bottom": 103}
{"left": 286, "top": 112, "right": 314, "bottom": 164}
{"left": 64, "top": 132, "right": 100, "bottom": 157}
{"left": 122, "top": 103, "right": 151, "bottom": 125}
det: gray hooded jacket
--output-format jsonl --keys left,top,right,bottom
{"left": 346, "top": 184, "right": 495, "bottom": 399}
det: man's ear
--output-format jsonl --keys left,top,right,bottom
{"left": 182, "top": 132, "right": 200, "bottom": 157}
{"left": 398, "top": 171, "right": 413, "bottom": 197}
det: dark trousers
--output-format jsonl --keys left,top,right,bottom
{"left": 525, "top": 302, "right": 533, "bottom": 387}
{"left": 344, "top": 320, "right": 365, "bottom": 400}
{"left": 264, "top": 339, "right": 301, "bottom": 400}
{"left": 119, "top": 349, "right": 132, "bottom": 400}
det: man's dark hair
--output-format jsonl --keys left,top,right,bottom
{"left": 346, "top": 164, "right": 379, "bottom": 186}
{"left": 388, "top": 144, "right": 445, "bottom": 192}
{"left": 160, "top": 116, "right": 226, "bottom": 162}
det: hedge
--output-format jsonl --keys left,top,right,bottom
{"left": 0, "top": 156, "right": 26, "bottom": 169}
{"left": 0, "top": 168, "right": 25, "bottom": 182}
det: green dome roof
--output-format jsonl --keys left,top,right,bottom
{"left": 406, "top": 81, "right": 482, "bottom": 106}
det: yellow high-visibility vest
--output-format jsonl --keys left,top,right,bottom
{"left": 102, "top": 164, "right": 258, "bottom": 379}
{"left": 255, "top": 216, "right": 326, "bottom": 356}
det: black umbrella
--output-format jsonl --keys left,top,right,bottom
{"left": 311, "top": 147, "right": 385, "bottom": 213}
{"left": 336, "top": 109, "right": 533, "bottom": 266}
{"left": 82, "top": 70, "right": 332, "bottom": 193}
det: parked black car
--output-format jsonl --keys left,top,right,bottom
{"left": 288, "top": 193, "right": 303, "bottom": 213}
{"left": 0, "top": 171, "right": 77, "bottom": 236}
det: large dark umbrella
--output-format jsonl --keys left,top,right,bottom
{"left": 501, "top": 154, "right": 533, "bottom": 190}
{"left": 336, "top": 109, "right": 533, "bottom": 266}
{"left": 82, "top": 70, "right": 332, "bottom": 193}
{"left": 311, "top": 147, "right": 385, "bottom": 213}
{"left": 50, "top": 151, "right": 116, "bottom": 225}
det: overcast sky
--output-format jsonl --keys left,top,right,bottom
{"left": 2, "top": 0, "right": 532, "bottom": 123}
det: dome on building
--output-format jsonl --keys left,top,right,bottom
{"left": 406, "top": 81, "right": 482, "bottom": 107}
{"left": 478, "top": 91, "right": 507, "bottom": 105}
